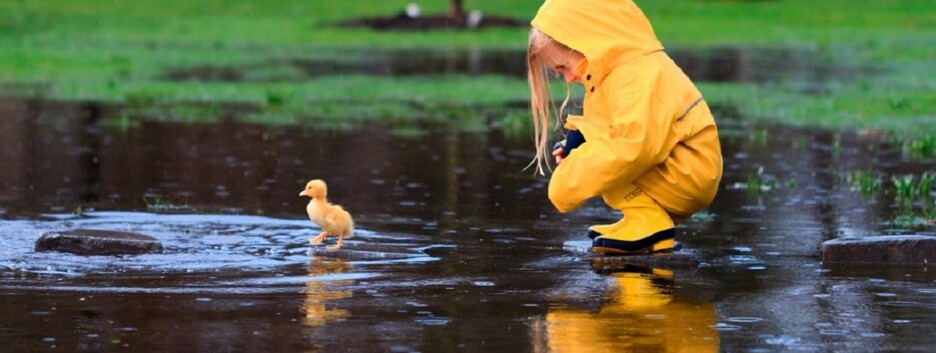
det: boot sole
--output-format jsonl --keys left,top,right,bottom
{"left": 592, "top": 229, "right": 676, "bottom": 255}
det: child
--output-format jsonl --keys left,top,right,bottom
{"left": 527, "top": 0, "right": 723, "bottom": 254}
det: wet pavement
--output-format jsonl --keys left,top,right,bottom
{"left": 2, "top": 70, "right": 936, "bottom": 352}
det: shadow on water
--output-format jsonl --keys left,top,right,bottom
{"left": 0, "top": 50, "right": 933, "bottom": 351}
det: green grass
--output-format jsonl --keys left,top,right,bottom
{"left": 1, "top": 0, "right": 934, "bottom": 137}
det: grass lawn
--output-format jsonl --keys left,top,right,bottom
{"left": 1, "top": 0, "right": 934, "bottom": 138}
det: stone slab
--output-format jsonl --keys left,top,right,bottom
{"left": 822, "top": 235, "right": 936, "bottom": 266}
{"left": 36, "top": 229, "right": 163, "bottom": 256}
{"left": 563, "top": 240, "right": 701, "bottom": 269}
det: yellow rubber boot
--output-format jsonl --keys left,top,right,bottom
{"left": 587, "top": 220, "right": 625, "bottom": 239}
{"left": 586, "top": 186, "right": 634, "bottom": 239}
{"left": 592, "top": 185, "right": 676, "bottom": 254}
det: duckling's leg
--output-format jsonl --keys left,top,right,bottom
{"left": 310, "top": 231, "right": 328, "bottom": 245}
{"left": 327, "top": 234, "right": 345, "bottom": 251}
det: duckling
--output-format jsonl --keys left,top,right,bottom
{"left": 299, "top": 179, "right": 354, "bottom": 251}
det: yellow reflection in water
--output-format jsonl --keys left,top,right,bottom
{"left": 534, "top": 264, "right": 719, "bottom": 353}
{"left": 301, "top": 256, "right": 353, "bottom": 328}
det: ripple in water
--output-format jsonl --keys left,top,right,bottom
{"left": 0, "top": 212, "right": 439, "bottom": 295}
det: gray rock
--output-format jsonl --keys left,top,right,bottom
{"left": 822, "top": 235, "right": 936, "bottom": 266}
{"left": 35, "top": 229, "right": 163, "bottom": 256}
{"left": 563, "top": 240, "right": 700, "bottom": 268}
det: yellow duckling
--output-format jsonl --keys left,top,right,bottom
{"left": 299, "top": 179, "right": 354, "bottom": 251}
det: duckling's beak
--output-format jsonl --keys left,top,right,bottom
{"left": 299, "top": 190, "right": 308, "bottom": 197}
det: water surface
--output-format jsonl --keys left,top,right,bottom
{"left": 1, "top": 90, "right": 935, "bottom": 351}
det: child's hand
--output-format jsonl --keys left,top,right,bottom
{"left": 551, "top": 130, "right": 585, "bottom": 165}
{"left": 552, "top": 146, "right": 566, "bottom": 164}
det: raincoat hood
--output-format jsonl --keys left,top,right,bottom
{"left": 531, "top": 0, "right": 663, "bottom": 76}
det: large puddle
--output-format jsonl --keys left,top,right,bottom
{"left": 1, "top": 92, "right": 934, "bottom": 351}
{"left": 163, "top": 46, "right": 863, "bottom": 86}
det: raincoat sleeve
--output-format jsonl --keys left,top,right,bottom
{"left": 547, "top": 65, "right": 673, "bottom": 213}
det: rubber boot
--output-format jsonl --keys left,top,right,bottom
{"left": 592, "top": 185, "right": 676, "bottom": 254}
{"left": 585, "top": 184, "right": 634, "bottom": 239}
{"left": 588, "top": 212, "right": 687, "bottom": 239}
{"left": 586, "top": 184, "right": 657, "bottom": 239}
{"left": 587, "top": 220, "right": 625, "bottom": 239}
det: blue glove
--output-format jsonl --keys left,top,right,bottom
{"left": 553, "top": 129, "right": 586, "bottom": 158}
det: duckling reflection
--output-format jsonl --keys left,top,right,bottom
{"left": 301, "top": 256, "right": 353, "bottom": 328}
{"left": 533, "top": 264, "right": 719, "bottom": 353}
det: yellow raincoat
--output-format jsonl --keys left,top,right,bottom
{"left": 532, "top": 0, "right": 723, "bottom": 217}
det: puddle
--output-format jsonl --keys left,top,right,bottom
{"left": 162, "top": 46, "right": 864, "bottom": 86}
{"left": 164, "top": 48, "right": 530, "bottom": 81}
{"left": 669, "top": 46, "right": 866, "bottom": 87}
{"left": 1, "top": 91, "right": 935, "bottom": 352}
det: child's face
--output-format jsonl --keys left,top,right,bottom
{"left": 539, "top": 42, "right": 585, "bottom": 84}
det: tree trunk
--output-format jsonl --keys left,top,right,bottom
{"left": 448, "top": 0, "right": 465, "bottom": 19}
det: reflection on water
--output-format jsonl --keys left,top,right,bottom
{"left": 302, "top": 257, "right": 352, "bottom": 328}
{"left": 534, "top": 264, "right": 718, "bottom": 353}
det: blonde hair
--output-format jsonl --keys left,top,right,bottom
{"left": 527, "top": 28, "right": 572, "bottom": 176}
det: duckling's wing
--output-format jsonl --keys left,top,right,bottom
{"left": 325, "top": 205, "right": 347, "bottom": 226}
{"left": 321, "top": 205, "right": 342, "bottom": 229}
{"left": 325, "top": 205, "right": 352, "bottom": 234}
